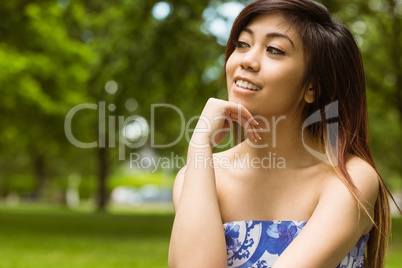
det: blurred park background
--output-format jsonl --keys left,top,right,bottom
{"left": 0, "top": 0, "right": 401, "bottom": 267}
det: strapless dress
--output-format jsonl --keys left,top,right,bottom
{"left": 224, "top": 220, "right": 369, "bottom": 268}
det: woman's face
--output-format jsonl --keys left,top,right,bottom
{"left": 226, "top": 14, "right": 307, "bottom": 119}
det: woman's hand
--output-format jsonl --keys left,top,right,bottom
{"left": 190, "top": 98, "right": 260, "bottom": 148}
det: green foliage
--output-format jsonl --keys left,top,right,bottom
{"left": 0, "top": 0, "right": 222, "bottom": 205}
{"left": 0, "top": 0, "right": 96, "bottom": 199}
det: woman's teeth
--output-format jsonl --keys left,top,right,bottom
{"left": 235, "top": 80, "right": 261, "bottom": 91}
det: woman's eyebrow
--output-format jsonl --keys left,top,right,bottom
{"left": 242, "top": 27, "right": 295, "bottom": 48}
{"left": 266, "top": 32, "right": 295, "bottom": 48}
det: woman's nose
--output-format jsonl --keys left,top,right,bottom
{"left": 240, "top": 49, "right": 260, "bottom": 72}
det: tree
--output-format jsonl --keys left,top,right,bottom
{"left": 0, "top": 0, "right": 94, "bottom": 199}
{"left": 0, "top": 0, "right": 225, "bottom": 210}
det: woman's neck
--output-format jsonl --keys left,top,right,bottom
{"left": 235, "top": 114, "right": 319, "bottom": 170}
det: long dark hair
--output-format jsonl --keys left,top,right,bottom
{"left": 225, "top": 1, "right": 395, "bottom": 267}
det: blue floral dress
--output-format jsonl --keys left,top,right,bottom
{"left": 224, "top": 220, "right": 369, "bottom": 268}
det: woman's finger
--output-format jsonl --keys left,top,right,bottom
{"left": 223, "top": 103, "right": 261, "bottom": 141}
{"left": 224, "top": 102, "right": 259, "bottom": 126}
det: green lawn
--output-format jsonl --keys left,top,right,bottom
{"left": 0, "top": 203, "right": 174, "bottom": 268}
{"left": 0, "top": 203, "right": 400, "bottom": 267}
{"left": 387, "top": 217, "right": 402, "bottom": 268}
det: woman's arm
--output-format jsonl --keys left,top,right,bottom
{"left": 168, "top": 98, "right": 259, "bottom": 268}
{"left": 169, "top": 145, "right": 226, "bottom": 268}
{"left": 272, "top": 157, "right": 379, "bottom": 268}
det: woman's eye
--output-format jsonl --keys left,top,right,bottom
{"left": 266, "top": 46, "right": 285, "bottom": 55}
{"left": 234, "top": 40, "right": 249, "bottom": 49}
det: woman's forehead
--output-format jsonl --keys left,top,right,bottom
{"left": 240, "top": 13, "right": 303, "bottom": 47}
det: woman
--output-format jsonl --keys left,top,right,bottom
{"left": 168, "top": 0, "right": 395, "bottom": 267}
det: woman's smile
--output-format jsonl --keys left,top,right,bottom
{"left": 235, "top": 79, "right": 261, "bottom": 91}
{"left": 233, "top": 76, "right": 262, "bottom": 95}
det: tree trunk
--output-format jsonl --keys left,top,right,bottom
{"left": 391, "top": 9, "right": 402, "bottom": 119}
{"left": 32, "top": 153, "right": 46, "bottom": 200}
{"left": 96, "top": 146, "right": 108, "bottom": 211}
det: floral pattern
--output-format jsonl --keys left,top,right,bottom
{"left": 223, "top": 220, "right": 369, "bottom": 268}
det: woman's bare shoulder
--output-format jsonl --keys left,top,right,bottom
{"left": 318, "top": 155, "right": 379, "bottom": 233}
{"left": 346, "top": 155, "right": 379, "bottom": 185}
{"left": 342, "top": 156, "right": 379, "bottom": 203}
{"left": 319, "top": 155, "right": 379, "bottom": 195}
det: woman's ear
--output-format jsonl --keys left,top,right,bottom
{"left": 304, "top": 87, "right": 315, "bottom": 103}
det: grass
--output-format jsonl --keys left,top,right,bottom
{"left": 0, "top": 203, "right": 400, "bottom": 267}
{"left": 386, "top": 217, "right": 402, "bottom": 267}
{"left": 0, "top": 203, "right": 174, "bottom": 268}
